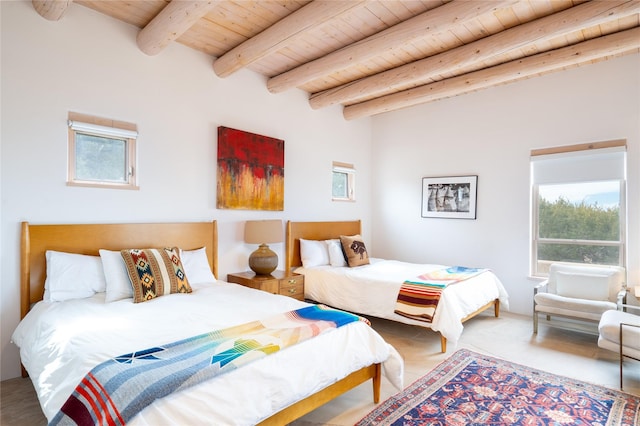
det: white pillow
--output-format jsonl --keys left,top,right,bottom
{"left": 300, "top": 238, "right": 330, "bottom": 268}
{"left": 555, "top": 271, "right": 611, "bottom": 301}
{"left": 99, "top": 249, "right": 133, "bottom": 302}
{"left": 326, "top": 239, "right": 347, "bottom": 267}
{"left": 44, "top": 251, "right": 106, "bottom": 302}
{"left": 180, "top": 247, "right": 217, "bottom": 283}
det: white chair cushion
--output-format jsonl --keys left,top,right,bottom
{"left": 598, "top": 337, "right": 640, "bottom": 359}
{"left": 555, "top": 271, "right": 610, "bottom": 301}
{"left": 598, "top": 310, "right": 640, "bottom": 344}
{"left": 535, "top": 292, "right": 616, "bottom": 320}
{"left": 547, "top": 264, "right": 625, "bottom": 301}
{"left": 598, "top": 310, "right": 640, "bottom": 359}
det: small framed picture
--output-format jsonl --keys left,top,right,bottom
{"left": 421, "top": 175, "right": 478, "bottom": 219}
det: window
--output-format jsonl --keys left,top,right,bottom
{"left": 332, "top": 161, "right": 355, "bottom": 201}
{"left": 530, "top": 140, "right": 626, "bottom": 276}
{"left": 67, "top": 112, "right": 138, "bottom": 190}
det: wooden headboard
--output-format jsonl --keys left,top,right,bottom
{"left": 20, "top": 221, "right": 218, "bottom": 319}
{"left": 285, "top": 220, "right": 361, "bottom": 273}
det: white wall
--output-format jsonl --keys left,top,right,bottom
{"left": 371, "top": 54, "right": 640, "bottom": 316}
{"left": 0, "top": 1, "right": 372, "bottom": 380}
{"left": 3, "top": 0, "right": 638, "bottom": 383}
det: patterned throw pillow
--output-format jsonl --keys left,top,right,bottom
{"left": 339, "top": 235, "right": 370, "bottom": 267}
{"left": 120, "top": 247, "right": 192, "bottom": 303}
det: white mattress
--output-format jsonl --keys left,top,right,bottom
{"left": 297, "top": 258, "right": 510, "bottom": 344}
{"left": 12, "top": 281, "right": 403, "bottom": 425}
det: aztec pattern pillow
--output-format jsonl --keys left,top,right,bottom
{"left": 340, "top": 234, "right": 370, "bottom": 267}
{"left": 120, "top": 247, "right": 192, "bottom": 303}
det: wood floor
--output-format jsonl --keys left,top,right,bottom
{"left": 1, "top": 311, "right": 638, "bottom": 426}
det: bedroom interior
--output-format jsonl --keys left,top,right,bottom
{"left": 1, "top": 0, "right": 639, "bottom": 424}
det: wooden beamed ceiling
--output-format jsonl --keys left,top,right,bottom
{"left": 33, "top": 0, "right": 640, "bottom": 120}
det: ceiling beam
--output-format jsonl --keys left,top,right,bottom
{"left": 213, "top": 0, "right": 370, "bottom": 78}
{"left": 32, "top": 0, "right": 73, "bottom": 21}
{"left": 343, "top": 27, "right": 640, "bottom": 120}
{"left": 266, "top": 0, "right": 518, "bottom": 94}
{"left": 137, "top": 1, "right": 221, "bottom": 56}
{"left": 311, "top": 0, "right": 640, "bottom": 110}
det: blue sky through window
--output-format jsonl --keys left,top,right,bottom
{"left": 539, "top": 181, "right": 620, "bottom": 209}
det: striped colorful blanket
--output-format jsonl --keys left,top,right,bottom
{"left": 50, "top": 305, "right": 366, "bottom": 426}
{"left": 395, "top": 266, "right": 488, "bottom": 322}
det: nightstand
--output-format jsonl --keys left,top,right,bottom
{"left": 227, "top": 270, "right": 304, "bottom": 301}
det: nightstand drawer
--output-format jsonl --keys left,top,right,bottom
{"left": 227, "top": 271, "right": 304, "bottom": 300}
{"left": 279, "top": 277, "right": 304, "bottom": 299}
{"left": 248, "top": 280, "right": 279, "bottom": 294}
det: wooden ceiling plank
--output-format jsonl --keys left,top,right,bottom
{"left": 493, "top": 6, "right": 521, "bottom": 29}
{"left": 204, "top": 3, "right": 269, "bottom": 36}
{"left": 343, "top": 26, "right": 640, "bottom": 120}
{"left": 32, "top": 0, "right": 73, "bottom": 21}
{"left": 310, "top": 0, "right": 640, "bottom": 109}
{"left": 267, "top": 0, "right": 519, "bottom": 94}
{"left": 76, "top": 0, "right": 164, "bottom": 28}
{"left": 212, "top": 0, "right": 371, "bottom": 78}
{"left": 367, "top": 2, "right": 403, "bottom": 28}
{"left": 137, "top": 1, "right": 223, "bottom": 56}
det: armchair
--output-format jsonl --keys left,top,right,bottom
{"left": 533, "top": 263, "right": 626, "bottom": 333}
{"left": 597, "top": 306, "right": 640, "bottom": 389}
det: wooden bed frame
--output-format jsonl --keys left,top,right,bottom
{"left": 285, "top": 220, "right": 500, "bottom": 352}
{"left": 19, "top": 220, "right": 380, "bottom": 425}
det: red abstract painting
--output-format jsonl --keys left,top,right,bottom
{"left": 216, "top": 126, "right": 284, "bottom": 210}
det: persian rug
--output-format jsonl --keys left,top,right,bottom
{"left": 356, "top": 349, "right": 639, "bottom": 426}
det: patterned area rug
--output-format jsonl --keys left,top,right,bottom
{"left": 356, "top": 349, "right": 639, "bottom": 426}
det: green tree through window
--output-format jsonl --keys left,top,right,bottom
{"left": 537, "top": 195, "right": 620, "bottom": 265}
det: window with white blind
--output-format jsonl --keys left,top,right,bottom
{"left": 530, "top": 140, "right": 626, "bottom": 276}
{"left": 67, "top": 112, "right": 139, "bottom": 190}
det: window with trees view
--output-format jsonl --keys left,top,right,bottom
{"left": 530, "top": 141, "right": 626, "bottom": 276}
{"left": 67, "top": 112, "right": 138, "bottom": 190}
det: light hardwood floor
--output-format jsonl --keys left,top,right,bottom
{"left": 1, "top": 311, "right": 638, "bottom": 426}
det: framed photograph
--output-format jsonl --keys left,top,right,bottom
{"left": 421, "top": 175, "right": 477, "bottom": 219}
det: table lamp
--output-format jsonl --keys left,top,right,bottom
{"left": 244, "top": 219, "right": 283, "bottom": 275}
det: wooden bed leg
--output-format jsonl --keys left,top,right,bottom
{"left": 372, "top": 363, "right": 381, "bottom": 403}
{"left": 494, "top": 299, "right": 500, "bottom": 317}
{"left": 440, "top": 334, "right": 447, "bottom": 353}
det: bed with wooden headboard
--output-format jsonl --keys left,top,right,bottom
{"left": 286, "top": 220, "right": 362, "bottom": 273}
{"left": 20, "top": 221, "right": 219, "bottom": 320}
{"left": 286, "top": 220, "right": 509, "bottom": 353}
{"left": 15, "top": 220, "right": 402, "bottom": 426}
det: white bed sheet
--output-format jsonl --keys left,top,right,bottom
{"left": 12, "top": 281, "right": 403, "bottom": 425}
{"left": 296, "top": 258, "right": 510, "bottom": 345}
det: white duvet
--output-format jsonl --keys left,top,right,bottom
{"left": 12, "top": 281, "right": 403, "bottom": 425}
{"left": 297, "top": 258, "right": 510, "bottom": 345}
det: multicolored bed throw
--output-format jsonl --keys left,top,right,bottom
{"left": 50, "top": 305, "right": 367, "bottom": 426}
{"left": 395, "top": 266, "right": 487, "bottom": 322}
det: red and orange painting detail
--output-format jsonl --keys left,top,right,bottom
{"left": 216, "top": 126, "right": 284, "bottom": 211}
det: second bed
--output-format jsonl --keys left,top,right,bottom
{"left": 285, "top": 220, "right": 510, "bottom": 352}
